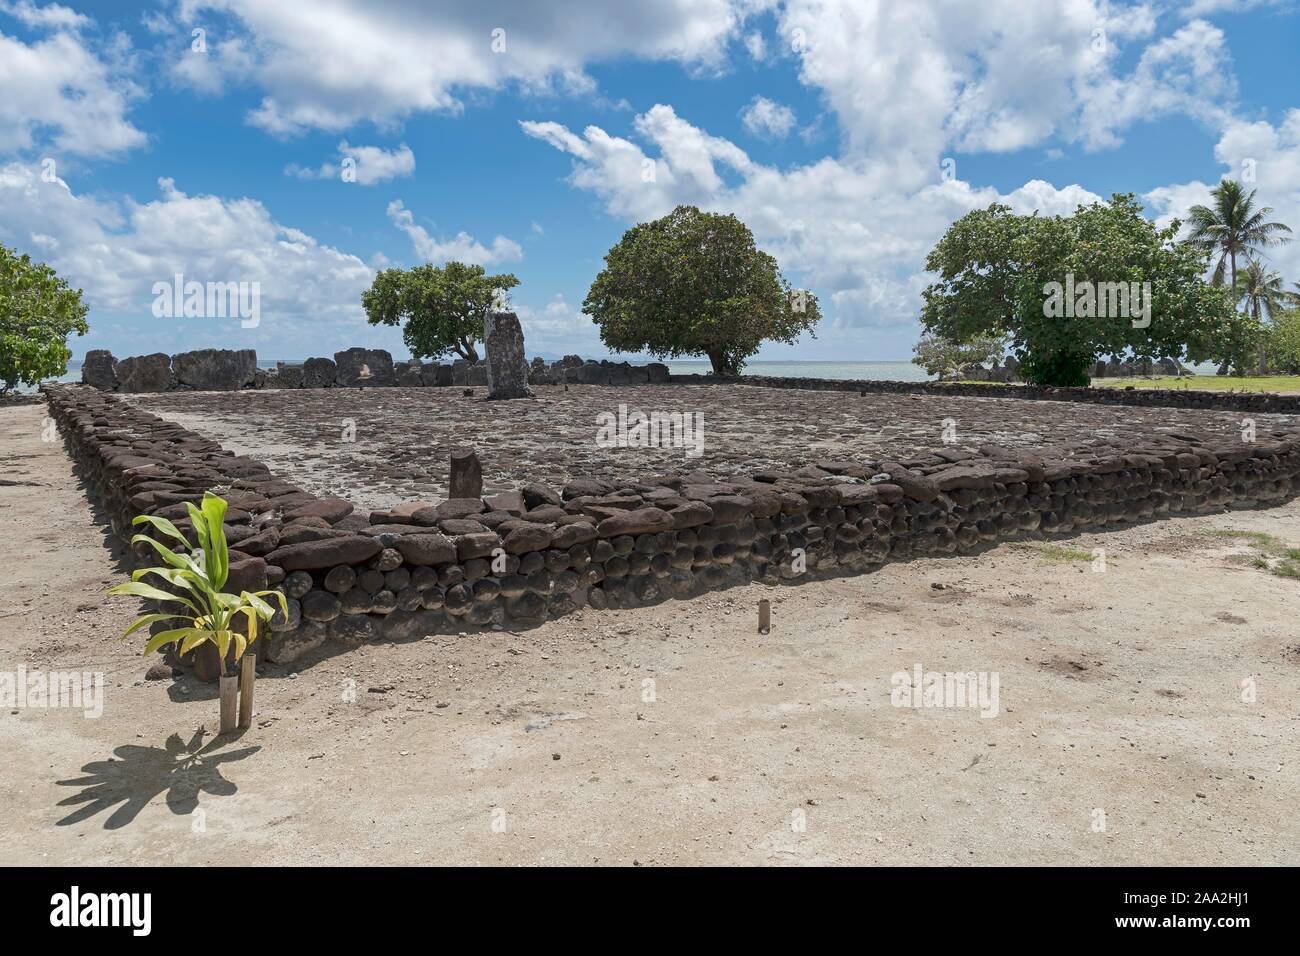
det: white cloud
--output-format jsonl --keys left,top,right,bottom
{"left": 1178, "top": 0, "right": 1287, "bottom": 16}
{"left": 0, "top": 26, "right": 146, "bottom": 157}
{"left": 1147, "top": 111, "right": 1300, "bottom": 283}
{"left": 773, "top": 0, "right": 1231, "bottom": 183}
{"left": 168, "top": 33, "right": 256, "bottom": 96}
{"left": 386, "top": 199, "right": 523, "bottom": 266}
{"left": 740, "top": 95, "right": 796, "bottom": 140}
{"left": 515, "top": 294, "right": 599, "bottom": 355}
{"left": 1075, "top": 19, "right": 1236, "bottom": 151}
{"left": 170, "top": 0, "right": 762, "bottom": 135}
{"left": 0, "top": 161, "right": 377, "bottom": 354}
{"left": 0, "top": 0, "right": 90, "bottom": 30}
{"left": 521, "top": 105, "right": 1103, "bottom": 336}
{"left": 286, "top": 140, "right": 416, "bottom": 185}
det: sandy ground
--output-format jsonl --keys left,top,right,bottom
{"left": 2, "top": 399, "right": 1298, "bottom": 866}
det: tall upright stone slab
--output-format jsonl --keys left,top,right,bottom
{"left": 171, "top": 348, "right": 257, "bottom": 390}
{"left": 81, "top": 350, "right": 118, "bottom": 390}
{"left": 483, "top": 311, "right": 534, "bottom": 399}
{"left": 334, "top": 348, "right": 394, "bottom": 387}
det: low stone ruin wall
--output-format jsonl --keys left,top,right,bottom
{"left": 46, "top": 382, "right": 1300, "bottom": 674}
{"left": 669, "top": 374, "right": 1300, "bottom": 415}
{"left": 81, "top": 346, "right": 669, "bottom": 393}
{"left": 85, "top": 345, "right": 1297, "bottom": 415}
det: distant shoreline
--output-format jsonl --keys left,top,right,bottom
{"left": 50, "top": 358, "right": 936, "bottom": 385}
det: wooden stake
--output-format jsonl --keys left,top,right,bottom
{"left": 238, "top": 654, "right": 255, "bottom": 729}
{"left": 218, "top": 675, "right": 238, "bottom": 734}
{"left": 758, "top": 599, "right": 771, "bottom": 634}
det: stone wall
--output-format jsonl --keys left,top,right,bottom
{"left": 82, "top": 347, "right": 669, "bottom": 393}
{"left": 83, "top": 346, "right": 1294, "bottom": 415}
{"left": 669, "top": 374, "right": 1300, "bottom": 415}
{"left": 45, "top": 382, "right": 1300, "bottom": 675}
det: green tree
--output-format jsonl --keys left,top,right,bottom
{"left": 912, "top": 333, "right": 1008, "bottom": 380}
{"left": 1185, "top": 180, "right": 1291, "bottom": 295}
{"left": 920, "top": 195, "right": 1238, "bottom": 386}
{"left": 1265, "top": 306, "right": 1300, "bottom": 373}
{"left": 583, "top": 205, "right": 820, "bottom": 376}
{"left": 0, "top": 243, "right": 89, "bottom": 393}
{"left": 1238, "top": 261, "right": 1290, "bottom": 373}
{"left": 1185, "top": 180, "right": 1291, "bottom": 373}
{"left": 362, "top": 260, "right": 519, "bottom": 363}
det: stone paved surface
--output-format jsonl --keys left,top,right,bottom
{"left": 126, "top": 384, "right": 1297, "bottom": 512}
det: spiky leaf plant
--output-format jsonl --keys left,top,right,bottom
{"left": 109, "top": 492, "right": 287, "bottom": 675}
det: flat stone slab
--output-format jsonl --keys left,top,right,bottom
{"left": 126, "top": 383, "right": 1297, "bottom": 512}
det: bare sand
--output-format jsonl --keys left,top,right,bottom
{"left": 2, "top": 400, "right": 1298, "bottom": 865}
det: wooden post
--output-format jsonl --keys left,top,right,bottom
{"left": 758, "top": 599, "right": 771, "bottom": 634}
{"left": 218, "top": 675, "right": 238, "bottom": 734}
{"left": 238, "top": 653, "right": 255, "bottom": 729}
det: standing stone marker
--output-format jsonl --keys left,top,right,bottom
{"left": 81, "top": 349, "right": 118, "bottom": 390}
{"left": 449, "top": 449, "right": 483, "bottom": 499}
{"left": 483, "top": 311, "right": 534, "bottom": 399}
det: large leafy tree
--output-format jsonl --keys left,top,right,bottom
{"left": 362, "top": 261, "right": 519, "bottom": 363}
{"left": 583, "top": 205, "right": 820, "bottom": 376}
{"left": 920, "top": 195, "right": 1239, "bottom": 386}
{"left": 0, "top": 243, "right": 89, "bottom": 393}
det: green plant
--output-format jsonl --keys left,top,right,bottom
{"left": 919, "top": 195, "right": 1238, "bottom": 386}
{"left": 584, "top": 205, "right": 821, "bottom": 376}
{"left": 0, "top": 243, "right": 89, "bottom": 393}
{"left": 1185, "top": 180, "right": 1292, "bottom": 374}
{"left": 1185, "top": 180, "right": 1291, "bottom": 297}
{"left": 911, "top": 333, "right": 1008, "bottom": 380}
{"left": 362, "top": 260, "right": 519, "bottom": 363}
{"left": 1265, "top": 309, "right": 1300, "bottom": 373}
{"left": 110, "top": 493, "right": 287, "bottom": 674}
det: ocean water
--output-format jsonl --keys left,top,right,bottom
{"left": 662, "top": 360, "right": 931, "bottom": 381}
{"left": 47, "top": 358, "right": 932, "bottom": 386}
{"left": 40, "top": 357, "right": 1229, "bottom": 389}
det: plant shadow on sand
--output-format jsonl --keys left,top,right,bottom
{"left": 54, "top": 728, "right": 259, "bottom": 830}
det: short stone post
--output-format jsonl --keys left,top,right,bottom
{"left": 450, "top": 449, "right": 483, "bottom": 499}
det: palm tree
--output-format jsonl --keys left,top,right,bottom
{"left": 1239, "top": 262, "right": 1290, "bottom": 374}
{"left": 1186, "top": 180, "right": 1292, "bottom": 292}
{"left": 1186, "top": 179, "right": 1292, "bottom": 373}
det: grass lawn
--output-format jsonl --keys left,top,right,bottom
{"left": 1091, "top": 374, "right": 1300, "bottom": 394}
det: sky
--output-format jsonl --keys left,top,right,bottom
{"left": 1, "top": 0, "right": 1298, "bottom": 364}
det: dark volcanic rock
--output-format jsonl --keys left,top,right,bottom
{"left": 267, "top": 535, "right": 382, "bottom": 570}
{"left": 449, "top": 450, "right": 483, "bottom": 499}
{"left": 596, "top": 507, "right": 676, "bottom": 537}
{"left": 171, "top": 348, "right": 257, "bottom": 391}
{"left": 411, "top": 497, "right": 485, "bottom": 524}
{"left": 81, "top": 350, "right": 118, "bottom": 390}
{"left": 394, "top": 361, "right": 425, "bottom": 387}
{"left": 283, "top": 496, "right": 354, "bottom": 523}
{"left": 301, "top": 357, "right": 337, "bottom": 388}
{"left": 483, "top": 311, "right": 535, "bottom": 400}
{"left": 334, "top": 348, "right": 394, "bottom": 387}
{"left": 116, "top": 353, "right": 174, "bottom": 392}
{"left": 395, "top": 533, "right": 457, "bottom": 566}
{"left": 421, "top": 363, "right": 453, "bottom": 387}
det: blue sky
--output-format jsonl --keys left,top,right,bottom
{"left": 2, "top": 0, "right": 1298, "bottom": 364}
